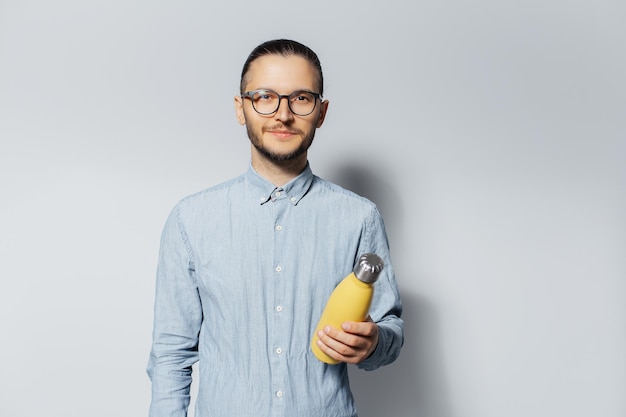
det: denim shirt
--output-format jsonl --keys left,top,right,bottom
{"left": 147, "top": 163, "right": 403, "bottom": 417}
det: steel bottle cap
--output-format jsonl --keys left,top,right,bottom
{"left": 353, "top": 253, "right": 384, "bottom": 284}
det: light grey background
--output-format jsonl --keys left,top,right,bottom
{"left": 1, "top": 1, "right": 624, "bottom": 416}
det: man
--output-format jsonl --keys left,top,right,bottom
{"left": 147, "top": 39, "right": 403, "bottom": 417}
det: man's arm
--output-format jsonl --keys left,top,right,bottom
{"left": 315, "top": 206, "right": 404, "bottom": 369}
{"left": 147, "top": 206, "right": 202, "bottom": 417}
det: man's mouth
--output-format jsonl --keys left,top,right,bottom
{"left": 265, "top": 128, "right": 300, "bottom": 138}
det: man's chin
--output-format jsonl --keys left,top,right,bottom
{"left": 265, "top": 149, "right": 306, "bottom": 162}
{"left": 254, "top": 143, "right": 309, "bottom": 163}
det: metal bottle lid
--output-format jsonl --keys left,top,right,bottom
{"left": 353, "top": 253, "right": 384, "bottom": 284}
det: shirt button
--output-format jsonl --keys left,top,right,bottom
{"left": 259, "top": 196, "right": 265, "bottom": 202}
{"left": 276, "top": 305, "right": 283, "bottom": 312}
{"left": 276, "top": 390, "right": 283, "bottom": 398}
{"left": 275, "top": 225, "right": 282, "bottom": 231}
{"left": 290, "top": 197, "right": 297, "bottom": 203}
{"left": 275, "top": 265, "right": 282, "bottom": 272}
{"left": 276, "top": 347, "right": 282, "bottom": 354}
{"left": 275, "top": 191, "right": 281, "bottom": 197}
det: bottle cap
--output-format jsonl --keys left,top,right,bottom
{"left": 353, "top": 253, "right": 384, "bottom": 284}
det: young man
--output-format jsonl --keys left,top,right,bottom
{"left": 147, "top": 39, "right": 403, "bottom": 417}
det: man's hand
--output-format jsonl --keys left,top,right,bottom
{"left": 315, "top": 316, "right": 379, "bottom": 364}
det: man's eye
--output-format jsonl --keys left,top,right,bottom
{"left": 253, "top": 91, "right": 277, "bottom": 101}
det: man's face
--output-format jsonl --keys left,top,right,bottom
{"left": 234, "top": 54, "right": 328, "bottom": 163}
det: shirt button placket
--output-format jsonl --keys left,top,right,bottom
{"left": 273, "top": 261, "right": 283, "bottom": 401}
{"left": 272, "top": 198, "right": 288, "bottom": 409}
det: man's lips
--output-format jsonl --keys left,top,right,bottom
{"left": 266, "top": 129, "right": 299, "bottom": 138}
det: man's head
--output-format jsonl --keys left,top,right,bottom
{"left": 235, "top": 39, "right": 329, "bottom": 167}
{"left": 239, "top": 39, "right": 324, "bottom": 96}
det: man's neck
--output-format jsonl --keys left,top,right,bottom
{"left": 251, "top": 151, "right": 308, "bottom": 187}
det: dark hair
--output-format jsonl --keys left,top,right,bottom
{"left": 240, "top": 39, "right": 324, "bottom": 96}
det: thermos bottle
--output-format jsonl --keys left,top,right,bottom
{"left": 311, "top": 253, "right": 384, "bottom": 364}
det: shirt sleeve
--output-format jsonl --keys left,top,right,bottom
{"left": 147, "top": 205, "right": 202, "bottom": 417}
{"left": 356, "top": 206, "right": 404, "bottom": 371}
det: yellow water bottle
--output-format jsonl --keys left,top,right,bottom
{"left": 311, "top": 253, "right": 384, "bottom": 364}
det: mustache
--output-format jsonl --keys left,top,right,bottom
{"left": 263, "top": 124, "right": 302, "bottom": 135}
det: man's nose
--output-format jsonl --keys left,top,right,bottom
{"left": 274, "top": 96, "right": 294, "bottom": 121}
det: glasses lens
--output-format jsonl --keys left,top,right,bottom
{"left": 251, "top": 91, "right": 280, "bottom": 114}
{"left": 288, "top": 92, "right": 317, "bottom": 116}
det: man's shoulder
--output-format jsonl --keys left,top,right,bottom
{"left": 177, "top": 173, "right": 246, "bottom": 208}
{"left": 311, "top": 175, "right": 377, "bottom": 209}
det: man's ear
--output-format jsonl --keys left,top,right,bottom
{"left": 316, "top": 100, "right": 329, "bottom": 128}
{"left": 234, "top": 96, "right": 246, "bottom": 125}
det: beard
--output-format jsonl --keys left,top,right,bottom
{"left": 246, "top": 122, "right": 316, "bottom": 162}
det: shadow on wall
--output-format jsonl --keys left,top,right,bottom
{"left": 325, "top": 163, "right": 403, "bottom": 241}
{"left": 328, "top": 163, "right": 453, "bottom": 417}
{"left": 348, "top": 294, "right": 453, "bottom": 417}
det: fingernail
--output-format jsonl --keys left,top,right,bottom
{"left": 317, "top": 330, "right": 324, "bottom": 338}
{"left": 324, "top": 326, "right": 331, "bottom": 333}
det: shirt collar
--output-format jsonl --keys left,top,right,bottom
{"left": 246, "top": 162, "right": 314, "bottom": 206}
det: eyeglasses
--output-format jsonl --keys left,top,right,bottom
{"left": 241, "top": 89, "right": 321, "bottom": 116}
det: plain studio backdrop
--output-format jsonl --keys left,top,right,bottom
{"left": 0, "top": 1, "right": 624, "bottom": 416}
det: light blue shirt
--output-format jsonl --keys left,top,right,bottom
{"left": 147, "top": 163, "right": 403, "bottom": 417}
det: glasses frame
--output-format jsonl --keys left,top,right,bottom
{"left": 241, "top": 89, "right": 322, "bottom": 116}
